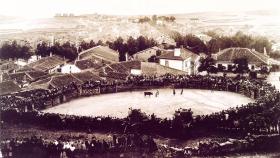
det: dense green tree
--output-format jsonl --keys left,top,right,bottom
{"left": 35, "top": 41, "right": 51, "bottom": 57}
{"left": 174, "top": 34, "right": 208, "bottom": 54}
{"left": 0, "top": 41, "right": 32, "bottom": 59}
{"left": 48, "top": 41, "right": 77, "bottom": 61}
{"left": 206, "top": 31, "right": 272, "bottom": 54}
{"left": 234, "top": 58, "right": 249, "bottom": 73}
{"left": 112, "top": 37, "right": 127, "bottom": 61}
{"left": 198, "top": 56, "right": 216, "bottom": 73}
{"left": 126, "top": 36, "right": 139, "bottom": 55}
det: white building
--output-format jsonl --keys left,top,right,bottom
{"left": 60, "top": 64, "right": 81, "bottom": 74}
{"left": 158, "top": 47, "right": 200, "bottom": 75}
{"left": 28, "top": 55, "right": 42, "bottom": 64}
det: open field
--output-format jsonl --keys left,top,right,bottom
{"left": 43, "top": 89, "right": 253, "bottom": 118}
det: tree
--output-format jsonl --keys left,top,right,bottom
{"left": 170, "top": 16, "right": 176, "bottom": 22}
{"left": 206, "top": 31, "right": 273, "bottom": 55}
{"left": 49, "top": 41, "right": 78, "bottom": 61}
{"left": 80, "top": 40, "right": 90, "bottom": 50}
{"left": 198, "top": 56, "right": 216, "bottom": 73}
{"left": 0, "top": 41, "right": 32, "bottom": 59}
{"left": 147, "top": 55, "right": 157, "bottom": 62}
{"left": 127, "top": 36, "right": 138, "bottom": 56}
{"left": 127, "top": 108, "right": 148, "bottom": 124}
{"left": 174, "top": 33, "right": 208, "bottom": 54}
{"left": 36, "top": 41, "right": 51, "bottom": 57}
{"left": 234, "top": 58, "right": 249, "bottom": 73}
{"left": 112, "top": 37, "right": 127, "bottom": 61}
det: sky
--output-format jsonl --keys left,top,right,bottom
{"left": 0, "top": 0, "right": 279, "bottom": 18}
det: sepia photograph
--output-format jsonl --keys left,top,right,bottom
{"left": 1, "top": 0, "right": 280, "bottom": 157}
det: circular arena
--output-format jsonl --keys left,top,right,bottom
{"left": 43, "top": 88, "right": 253, "bottom": 118}
{"left": 2, "top": 74, "right": 280, "bottom": 157}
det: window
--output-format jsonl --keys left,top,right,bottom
{"left": 185, "top": 61, "right": 188, "bottom": 67}
{"left": 165, "top": 60, "right": 169, "bottom": 66}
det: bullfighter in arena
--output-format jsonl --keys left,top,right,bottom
{"left": 155, "top": 90, "right": 159, "bottom": 97}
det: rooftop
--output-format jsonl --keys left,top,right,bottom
{"left": 75, "top": 58, "right": 105, "bottom": 70}
{"left": 0, "top": 80, "right": 21, "bottom": 95}
{"left": 158, "top": 48, "right": 199, "bottom": 61}
{"left": 78, "top": 45, "right": 119, "bottom": 63}
{"left": 27, "top": 55, "right": 66, "bottom": 72}
{"left": 215, "top": 47, "right": 270, "bottom": 65}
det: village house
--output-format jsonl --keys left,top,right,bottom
{"left": 132, "top": 46, "right": 165, "bottom": 62}
{"left": 157, "top": 47, "right": 200, "bottom": 75}
{"left": 1, "top": 70, "right": 48, "bottom": 88}
{"left": 212, "top": 47, "right": 271, "bottom": 71}
{"left": 78, "top": 45, "right": 119, "bottom": 64}
{"left": 59, "top": 63, "right": 81, "bottom": 74}
{"left": 26, "top": 53, "right": 66, "bottom": 73}
{"left": 0, "top": 80, "right": 21, "bottom": 96}
{"left": 75, "top": 58, "right": 105, "bottom": 71}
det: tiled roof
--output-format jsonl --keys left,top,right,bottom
{"left": 158, "top": 48, "right": 199, "bottom": 61}
{"left": 0, "top": 61, "right": 19, "bottom": 72}
{"left": 109, "top": 63, "right": 130, "bottom": 74}
{"left": 78, "top": 45, "right": 119, "bottom": 63}
{"left": 134, "top": 46, "right": 163, "bottom": 55}
{"left": 29, "top": 71, "right": 102, "bottom": 89}
{"left": 71, "top": 71, "right": 103, "bottom": 82}
{"left": 50, "top": 74, "right": 83, "bottom": 88}
{"left": 16, "top": 66, "right": 37, "bottom": 72}
{"left": 215, "top": 47, "right": 270, "bottom": 65}
{"left": 3, "top": 70, "right": 48, "bottom": 85}
{"left": 75, "top": 58, "right": 104, "bottom": 70}
{"left": 119, "top": 60, "right": 141, "bottom": 70}
{"left": 141, "top": 62, "right": 187, "bottom": 76}
{"left": 27, "top": 55, "right": 65, "bottom": 72}
{"left": 98, "top": 61, "right": 139, "bottom": 78}
{"left": 0, "top": 80, "right": 21, "bottom": 95}
{"left": 26, "top": 71, "right": 48, "bottom": 80}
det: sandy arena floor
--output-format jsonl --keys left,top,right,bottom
{"left": 43, "top": 89, "right": 254, "bottom": 118}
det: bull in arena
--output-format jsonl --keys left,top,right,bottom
{"left": 144, "top": 91, "right": 153, "bottom": 97}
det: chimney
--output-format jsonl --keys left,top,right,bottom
{"left": 174, "top": 48, "right": 181, "bottom": 57}
{"left": 125, "top": 53, "right": 128, "bottom": 61}
{"left": 264, "top": 47, "right": 268, "bottom": 56}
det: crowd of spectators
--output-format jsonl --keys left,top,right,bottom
{"left": 1, "top": 134, "right": 157, "bottom": 158}
{"left": 1, "top": 73, "right": 280, "bottom": 156}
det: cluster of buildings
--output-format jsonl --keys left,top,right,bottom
{"left": 0, "top": 43, "right": 278, "bottom": 95}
